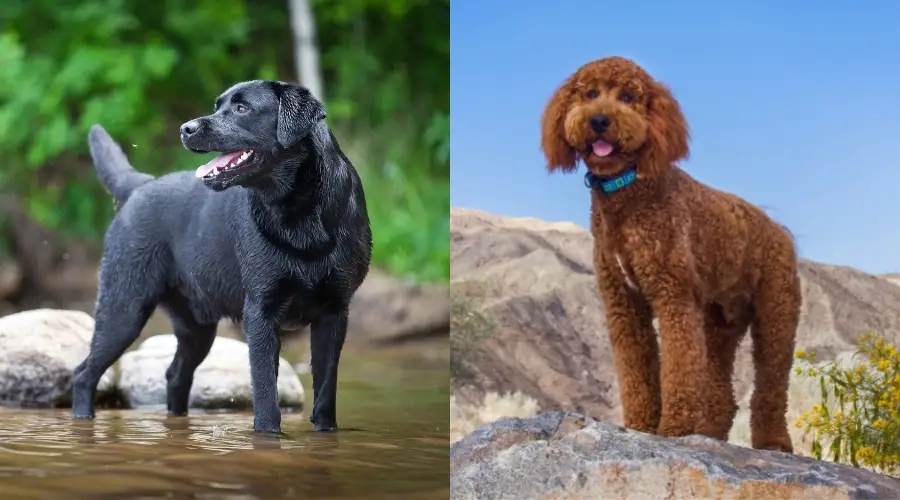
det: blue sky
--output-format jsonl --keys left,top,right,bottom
{"left": 451, "top": 1, "right": 900, "bottom": 275}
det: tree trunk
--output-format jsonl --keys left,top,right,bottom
{"left": 286, "top": 0, "right": 324, "bottom": 102}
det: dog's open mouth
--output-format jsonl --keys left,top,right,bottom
{"left": 590, "top": 138, "right": 616, "bottom": 157}
{"left": 194, "top": 150, "right": 256, "bottom": 179}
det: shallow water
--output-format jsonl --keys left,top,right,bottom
{"left": 0, "top": 345, "right": 449, "bottom": 500}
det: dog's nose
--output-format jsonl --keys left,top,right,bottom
{"left": 590, "top": 114, "right": 611, "bottom": 134}
{"left": 180, "top": 120, "right": 201, "bottom": 137}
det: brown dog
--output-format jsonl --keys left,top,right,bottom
{"left": 540, "top": 56, "right": 799, "bottom": 453}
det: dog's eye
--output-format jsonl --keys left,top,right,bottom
{"left": 619, "top": 92, "right": 636, "bottom": 104}
{"left": 234, "top": 104, "right": 250, "bottom": 114}
{"left": 585, "top": 89, "right": 599, "bottom": 100}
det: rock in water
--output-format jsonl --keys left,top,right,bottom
{"left": 450, "top": 412, "right": 900, "bottom": 500}
{"left": 118, "top": 334, "right": 304, "bottom": 410}
{"left": 0, "top": 309, "right": 116, "bottom": 407}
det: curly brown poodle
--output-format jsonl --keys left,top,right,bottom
{"left": 540, "top": 56, "right": 800, "bottom": 453}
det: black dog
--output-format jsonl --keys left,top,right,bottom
{"left": 71, "top": 81, "right": 372, "bottom": 433}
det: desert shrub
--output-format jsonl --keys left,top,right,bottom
{"left": 450, "top": 283, "right": 494, "bottom": 383}
{"left": 794, "top": 333, "right": 900, "bottom": 477}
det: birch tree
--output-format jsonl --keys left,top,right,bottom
{"left": 287, "top": 0, "right": 325, "bottom": 102}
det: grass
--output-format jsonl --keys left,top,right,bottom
{"left": 339, "top": 119, "right": 449, "bottom": 284}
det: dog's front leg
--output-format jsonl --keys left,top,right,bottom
{"left": 309, "top": 306, "right": 349, "bottom": 432}
{"left": 243, "top": 299, "right": 283, "bottom": 434}
{"left": 597, "top": 276, "right": 661, "bottom": 433}
{"left": 651, "top": 284, "right": 708, "bottom": 438}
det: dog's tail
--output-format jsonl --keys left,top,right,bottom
{"left": 88, "top": 124, "right": 155, "bottom": 206}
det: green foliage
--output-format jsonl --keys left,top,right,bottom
{"left": 0, "top": 0, "right": 448, "bottom": 281}
{"left": 450, "top": 283, "right": 496, "bottom": 383}
{"left": 794, "top": 333, "right": 900, "bottom": 478}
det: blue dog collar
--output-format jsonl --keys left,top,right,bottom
{"left": 584, "top": 168, "right": 638, "bottom": 194}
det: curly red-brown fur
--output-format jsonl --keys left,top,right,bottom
{"left": 541, "top": 56, "right": 800, "bottom": 453}
{"left": 541, "top": 76, "right": 578, "bottom": 171}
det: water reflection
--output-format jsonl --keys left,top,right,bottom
{"left": 0, "top": 409, "right": 448, "bottom": 499}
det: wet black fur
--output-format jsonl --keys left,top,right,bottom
{"left": 71, "top": 80, "right": 372, "bottom": 433}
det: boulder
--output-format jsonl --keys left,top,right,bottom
{"left": 450, "top": 412, "right": 900, "bottom": 500}
{"left": 118, "top": 334, "right": 304, "bottom": 410}
{"left": 0, "top": 309, "right": 115, "bottom": 407}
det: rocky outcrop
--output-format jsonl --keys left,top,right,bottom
{"left": 118, "top": 334, "right": 304, "bottom": 410}
{"left": 450, "top": 207, "right": 900, "bottom": 452}
{"left": 0, "top": 309, "right": 116, "bottom": 407}
{"left": 450, "top": 412, "right": 900, "bottom": 500}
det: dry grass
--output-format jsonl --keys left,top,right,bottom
{"left": 450, "top": 391, "right": 540, "bottom": 443}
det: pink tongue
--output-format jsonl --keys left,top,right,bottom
{"left": 195, "top": 152, "right": 243, "bottom": 178}
{"left": 592, "top": 139, "right": 614, "bottom": 157}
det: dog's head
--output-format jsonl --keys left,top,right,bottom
{"left": 180, "top": 80, "right": 326, "bottom": 191}
{"left": 541, "top": 56, "right": 689, "bottom": 180}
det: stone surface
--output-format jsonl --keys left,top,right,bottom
{"left": 118, "top": 334, "right": 304, "bottom": 410}
{"left": 0, "top": 308, "right": 115, "bottom": 407}
{"left": 450, "top": 412, "right": 900, "bottom": 500}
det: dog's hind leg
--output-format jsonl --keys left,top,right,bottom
{"left": 72, "top": 255, "right": 163, "bottom": 418}
{"left": 309, "top": 306, "right": 349, "bottom": 432}
{"left": 695, "top": 303, "right": 751, "bottom": 441}
{"left": 749, "top": 269, "right": 801, "bottom": 453}
{"left": 160, "top": 300, "right": 217, "bottom": 416}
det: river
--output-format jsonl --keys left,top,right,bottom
{"left": 0, "top": 336, "right": 449, "bottom": 499}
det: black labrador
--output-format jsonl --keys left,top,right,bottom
{"left": 71, "top": 80, "right": 372, "bottom": 433}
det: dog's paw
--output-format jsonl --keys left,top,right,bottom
{"left": 71, "top": 412, "right": 95, "bottom": 420}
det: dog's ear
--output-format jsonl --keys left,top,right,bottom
{"left": 273, "top": 82, "right": 327, "bottom": 149}
{"left": 640, "top": 81, "right": 690, "bottom": 178}
{"left": 541, "top": 77, "right": 578, "bottom": 173}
